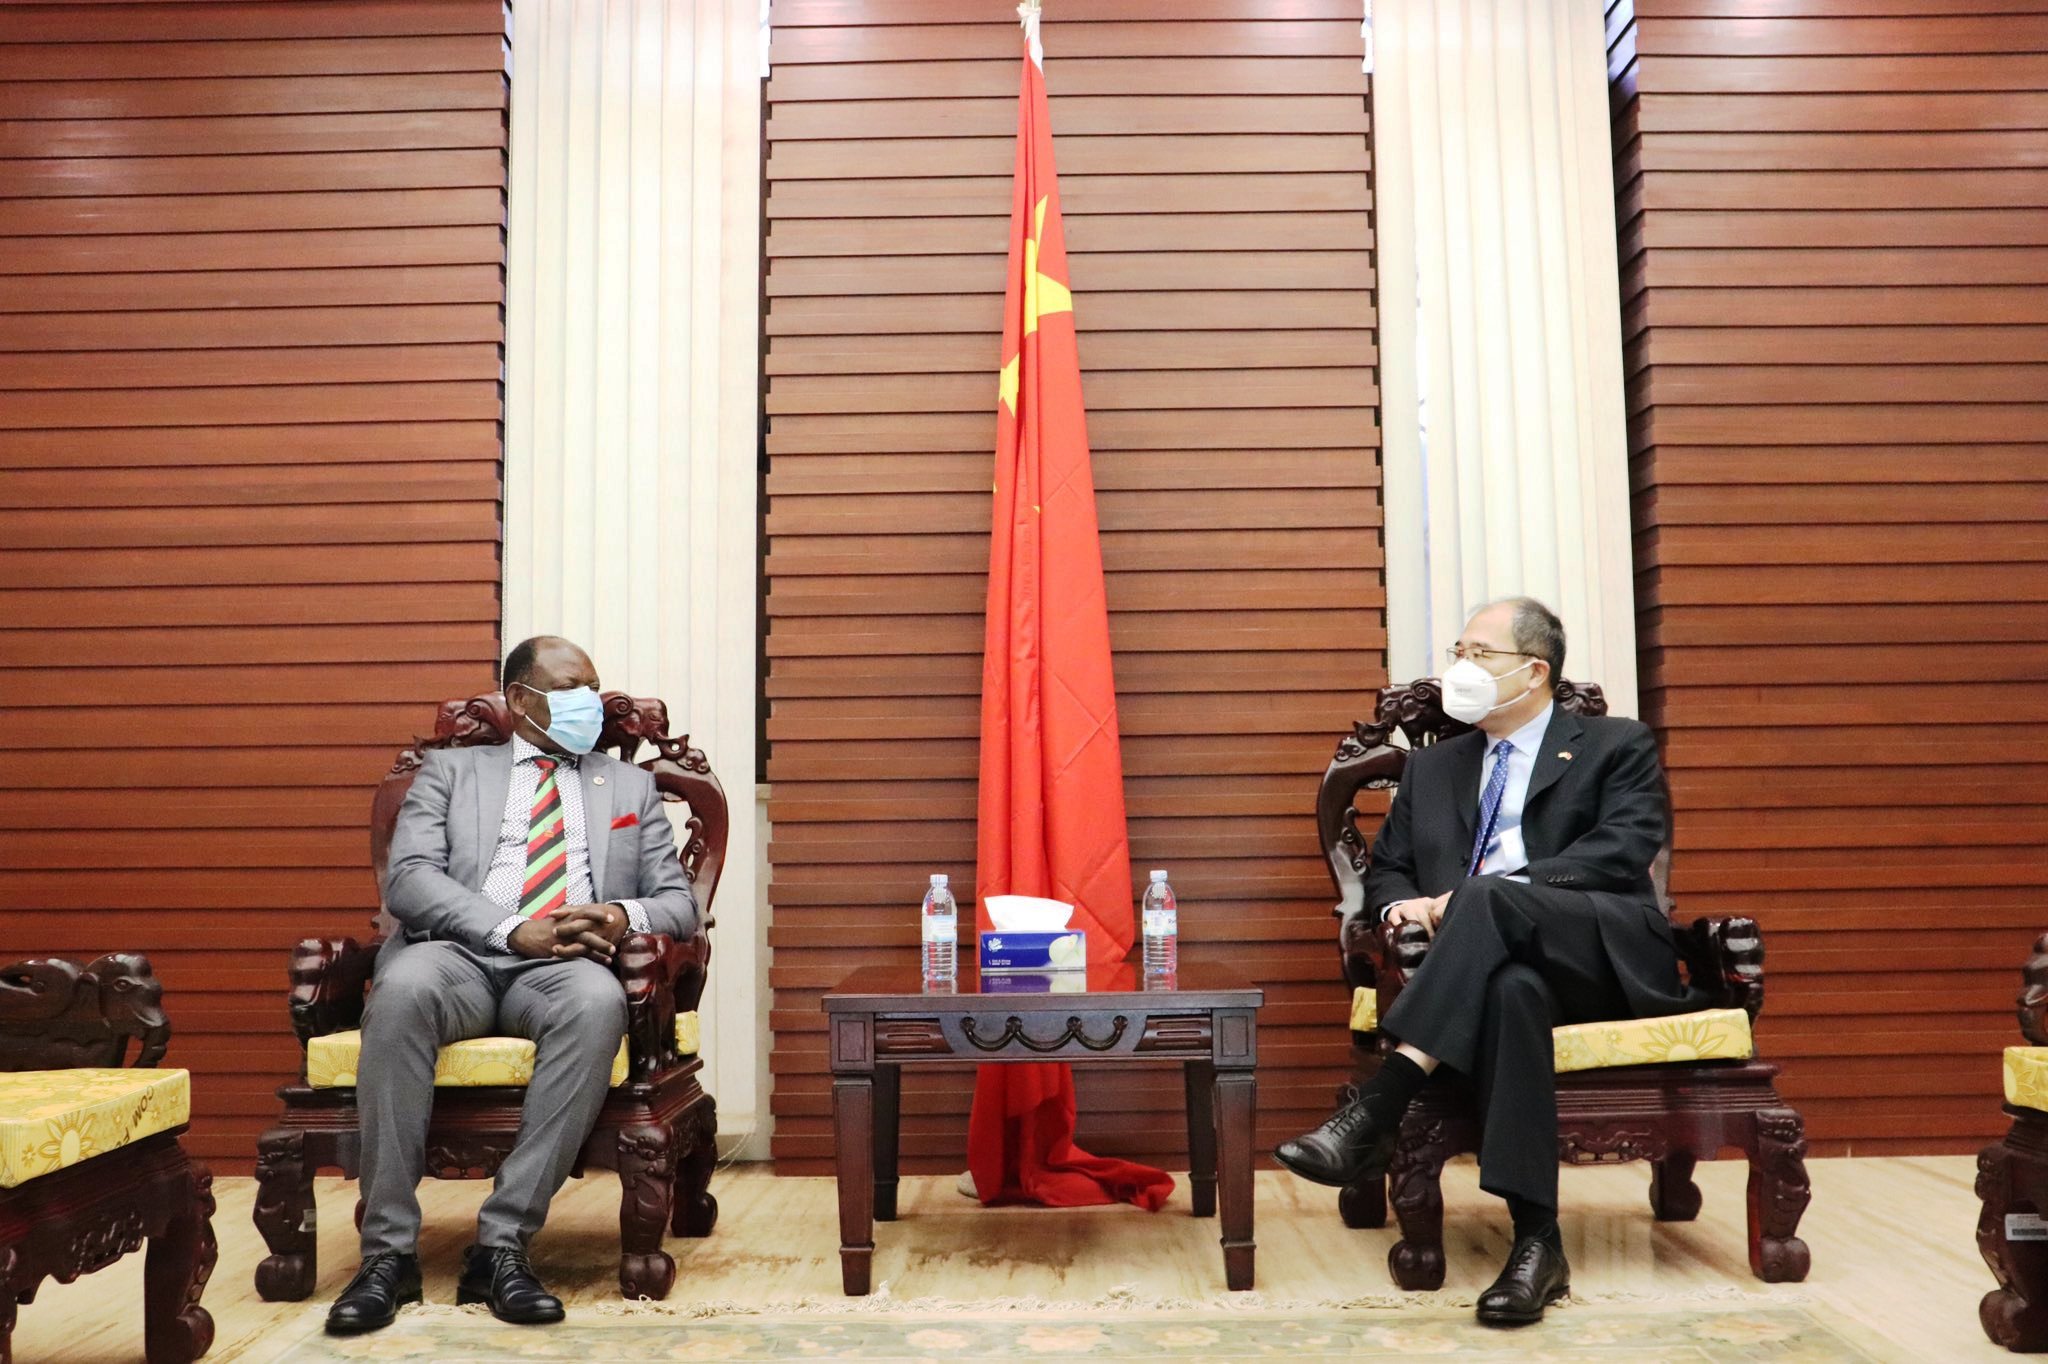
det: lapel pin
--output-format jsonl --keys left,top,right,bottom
{"left": 592, "top": 775, "right": 605, "bottom": 786}
{"left": 1558, "top": 751, "right": 1573, "bottom": 761}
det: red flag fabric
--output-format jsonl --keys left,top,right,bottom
{"left": 965, "top": 12, "right": 1174, "bottom": 1214}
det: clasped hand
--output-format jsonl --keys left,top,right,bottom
{"left": 1385, "top": 892, "right": 1452, "bottom": 937}
{"left": 508, "top": 904, "right": 627, "bottom": 963}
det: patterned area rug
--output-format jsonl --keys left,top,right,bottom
{"left": 270, "top": 1294, "right": 1883, "bottom": 1362}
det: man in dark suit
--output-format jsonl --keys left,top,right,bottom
{"left": 326, "top": 635, "right": 699, "bottom": 1336}
{"left": 1276, "top": 597, "right": 1693, "bottom": 1326}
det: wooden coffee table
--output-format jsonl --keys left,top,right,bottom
{"left": 821, "top": 960, "right": 1263, "bottom": 1295}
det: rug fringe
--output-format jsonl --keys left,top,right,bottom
{"left": 357, "top": 1280, "right": 1802, "bottom": 1320}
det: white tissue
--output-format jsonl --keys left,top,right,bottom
{"left": 984, "top": 895, "right": 1074, "bottom": 931}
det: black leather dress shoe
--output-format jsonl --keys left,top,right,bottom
{"left": 457, "top": 1244, "right": 566, "bottom": 1325}
{"left": 325, "top": 1251, "right": 422, "bottom": 1336}
{"left": 1475, "top": 1235, "right": 1570, "bottom": 1326}
{"left": 1272, "top": 1100, "right": 1398, "bottom": 1187}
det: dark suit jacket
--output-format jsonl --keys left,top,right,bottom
{"left": 1363, "top": 705, "right": 1690, "bottom": 1016}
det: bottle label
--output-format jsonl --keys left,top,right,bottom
{"left": 923, "top": 918, "right": 958, "bottom": 944}
{"left": 1144, "top": 909, "right": 1176, "bottom": 935}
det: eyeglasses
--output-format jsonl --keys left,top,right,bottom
{"left": 1444, "top": 644, "right": 1533, "bottom": 668}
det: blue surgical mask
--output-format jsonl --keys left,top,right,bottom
{"left": 513, "top": 682, "right": 605, "bottom": 755}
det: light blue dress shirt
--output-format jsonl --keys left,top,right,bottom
{"left": 1475, "top": 701, "right": 1554, "bottom": 879}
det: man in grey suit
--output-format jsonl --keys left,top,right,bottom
{"left": 327, "top": 635, "right": 699, "bottom": 1336}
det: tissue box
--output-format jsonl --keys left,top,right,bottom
{"left": 979, "top": 930, "right": 1087, "bottom": 971}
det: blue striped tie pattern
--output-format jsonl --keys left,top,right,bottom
{"left": 1466, "top": 739, "right": 1516, "bottom": 876}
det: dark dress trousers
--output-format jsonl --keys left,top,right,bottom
{"left": 1367, "top": 705, "right": 1697, "bottom": 1207}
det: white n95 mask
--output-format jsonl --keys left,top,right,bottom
{"left": 1441, "top": 657, "right": 1535, "bottom": 724}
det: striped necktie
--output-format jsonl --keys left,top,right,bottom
{"left": 1466, "top": 739, "right": 1515, "bottom": 877}
{"left": 520, "top": 757, "right": 571, "bottom": 918}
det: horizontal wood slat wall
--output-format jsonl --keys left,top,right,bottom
{"left": 0, "top": 0, "right": 509, "bottom": 1174}
{"left": 764, "top": 0, "right": 1382, "bottom": 1174}
{"left": 1609, "top": 0, "right": 2048, "bottom": 1156}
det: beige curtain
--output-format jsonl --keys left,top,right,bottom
{"left": 1373, "top": 0, "right": 1639, "bottom": 712}
{"left": 502, "top": 0, "right": 766, "bottom": 1150}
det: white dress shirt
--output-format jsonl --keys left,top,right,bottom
{"left": 1474, "top": 701, "right": 1554, "bottom": 880}
{"left": 482, "top": 735, "right": 648, "bottom": 954}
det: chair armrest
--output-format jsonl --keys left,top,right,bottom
{"left": 1376, "top": 918, "right": 1433, "bottom": 1008}
{"left": 1341, "top": 917, "right": 1432, "bottom": 1045}
{"left": 612, "top": 930, "right": 712, "bottom": 1083}
{"left": 2018, "top": 932, "right": 2048, "bottom": 1045}
{"left": 1339, "top": 912, "right": 1379, "bottom": 993}
{"left": 1674, "top": 915, "right": 1764, "bottom": 1022}
{"left": 287, "top": 937, "right": 378, "bottom": 1046}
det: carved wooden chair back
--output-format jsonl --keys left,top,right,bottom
{"left": 366, "top": 691, "right": 729, "bottom": 940}
{"left": 1316, "top": 679, "right": 1677, "bottom": 920}
{"left": 0, "top": 952, "right": 170, "bottom": 1071}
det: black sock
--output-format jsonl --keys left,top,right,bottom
{"left": 1506, "top": 1194, "right": 1561, "bottom": 1249}
{"left": 1355, "top": 1051, "right": 1428, "bottom": 1126}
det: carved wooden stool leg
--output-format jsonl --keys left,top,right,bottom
{"left": 0, "top": 1245, "right": 17, "bottom": 1364}
{"left": 617, "top": 1122, "right": 677, "bottom": 1300}
{"left": 1979, "top": 1135, "right": 2048, "bottom": 1350}
{"left": 252, "top": 1129, "right": 317, "bottom": 1301}
{"left": 145, "top": 1162, "right": 217, "bottom": 1364}
{"left": 672, "top": 1097, "right": 720, "bottom": 1239}
{"left": 1387, "top": 1117, "right": 1449, "bottom": 1291}
{"left": 1745, "top": 1106, "right": 1812, "bottom": 1282}
{"left": 1339, "top": 1173, "right": 1388, "bottom": 1229}
{"left": 1649, "top": 1150, "right": 1703, "bottom": 1222}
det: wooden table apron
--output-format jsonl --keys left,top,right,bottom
{"left": 821, "top": 963, "right": 1263, "bottom": 1296}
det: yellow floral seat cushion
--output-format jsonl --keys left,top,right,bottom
{"left": 0, "top": 1068, "right": 191, "bottom": 1189}
{"left": 2004, "top": 1047, "right": 2048, "bottom": 1113}
{"left": 306, "top": 1011, "right": 701, "bottom": 1089}
{"left": 1350, "top": 988, "right": 1753, "bottom": 1073}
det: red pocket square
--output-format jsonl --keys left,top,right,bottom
{"left": 611, "top": 812, "right": 639, "bottom": 831}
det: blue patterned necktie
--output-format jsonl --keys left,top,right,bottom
{"left": 1466, "top": 739, "right": 1516, "bottom": 876}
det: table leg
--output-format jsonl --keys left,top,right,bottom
{"left": 1183, "top": 1059, "right": 1216, "bottom": 1218}
{"left": 873, "top": 1064, "right": 901, "bottom": 1222}
{"left": 832, "top": 1073, "right": 875, "bottom": 1295}
{"left": 1214, "top": 1068, "right": 1256, "bottom": 1291}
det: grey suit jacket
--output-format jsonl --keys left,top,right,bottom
{"left": 380, "top": 742, "right": 700, "bottom": 961}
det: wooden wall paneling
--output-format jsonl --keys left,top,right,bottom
{"left": 763, "top": 0, "right": 1382, "bottom": 1173}
{"left": 0, "top": 0, "right": 510, "bottom": 1174}
{"left": 1609, "top": 0, "right": 2048, "bottom": 1156}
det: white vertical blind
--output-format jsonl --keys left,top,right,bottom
{"left": 504, "top": 0, "right": 766, "bottom": 1146}
{"left": 1373, "top": 0, "right": 1639, "bottom": 712}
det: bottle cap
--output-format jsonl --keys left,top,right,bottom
{"left": 931, "top": 873, "right": 949, "bottom": 886}
{"left": 1149, "top": 870, "right": 1168, "bottom": 881}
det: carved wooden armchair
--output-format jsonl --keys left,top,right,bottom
{"left": 253, "top": 692, "right": 724, "bottom": 1303}
{"left": 0, "top": 953, "right": 215, "bottom": 1364}
{"left": 1977, "top": 932, "right": 2048, "bottom": 1351}
{"left": 1316, "top": 679, "right": 1811, "bottom": 1289}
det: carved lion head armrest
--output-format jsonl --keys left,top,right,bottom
{"left": 1371, "top": 918, "right": 1433, "bottom": 1011}
{"left": 287, "top": 937, "right": 380, "bottom": 1047}
{"left": 1674, "top": 916, "right": 1765, "bottom": 1022}
{"left": 613, "top": 932, "right": 687, "bottom": 1083}
{"left": 1339, "top": 912, "right": 1380, "bottom": 992}
{"left": 0, "top": 952, "right": 171, "bottom": 1070}
{"left": 2018, "top": 932, "right": 2048, "bottom": 1046}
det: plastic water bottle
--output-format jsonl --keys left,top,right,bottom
{"left": 1142, "top": 870, "right": 1178, "bottom": 976}
{"left": 921, "top": 874, "right": 958, "bottom": 981}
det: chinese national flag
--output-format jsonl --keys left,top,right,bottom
{"left": 965, "top": 8, "right": 1174, "bottom": 1213}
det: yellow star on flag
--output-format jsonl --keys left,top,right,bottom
{"left": 998, "top": 196, "right": 1073, "bottom": 415}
